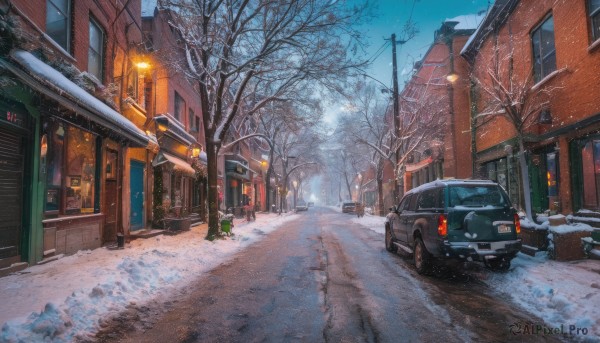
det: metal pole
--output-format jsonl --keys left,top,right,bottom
{"left": 391, "top": 33, "right": 400, "bottom": 203}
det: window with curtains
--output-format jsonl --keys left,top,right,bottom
{"left": 46, "top": 0, "right": 71, "bottom": 52}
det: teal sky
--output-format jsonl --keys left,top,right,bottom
{"left": 361, "top": 0, "right": 492, "bottom": 88}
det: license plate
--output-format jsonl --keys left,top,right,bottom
{"left": 497, "top": 224, "right": 511, "bottom": 233}
{"left": 478, "top": 243, "right": 491, "bottom": 250}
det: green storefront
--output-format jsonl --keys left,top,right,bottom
{"left": 0, "top": 82, "right": 43, "bottom": 274}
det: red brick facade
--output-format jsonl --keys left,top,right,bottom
{"left": 464, "top": 0, "right": 600, "bottom": 215}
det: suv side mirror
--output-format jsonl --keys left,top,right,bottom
{"left": 389, "top": 206, "right": 397, "bottom": 213}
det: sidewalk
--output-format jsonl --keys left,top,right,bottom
{"left": 0, "top": 212, "right": 298, "bottom": 342}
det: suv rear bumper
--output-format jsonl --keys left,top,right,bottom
{"left": 441, "top": 239, "right": 522, "bottom": 261}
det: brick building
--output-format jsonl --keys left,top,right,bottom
{"left": 462, "top": 0, "right": 600, "bottom": 215}
{"left": 0, "top": 0, "right": 154, "bottom": 272}
{"left": 400, "top": 14, "right": 481, "bottom": 192}
{"left": 141, "top": 3, "right": 207, "bottom": 226}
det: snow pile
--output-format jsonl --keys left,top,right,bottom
{"left": 0, "top": 213, "right": 297, "bottom": 342}
{"left": 351, "top": 214, "right": 385, "bottom": 235}
{"left": 488, "top": 253, "right": 600, "bottom": 340}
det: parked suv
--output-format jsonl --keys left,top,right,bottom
{"left": 385, "top": 179, "right": 521, "bottom": 274}
{"left": 342, "top": 202, "right": 358, "bottom": 213}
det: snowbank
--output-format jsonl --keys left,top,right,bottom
{"left": 0, "top": 213, "right": 298, "bottom": 342}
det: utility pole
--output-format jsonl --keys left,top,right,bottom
{"left": 391, "top": 33, "right": 401, "bottom": 203}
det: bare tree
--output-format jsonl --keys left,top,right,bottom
{"left": 158, "top": 0, "right": 370, "bottom": 238}
{"left": 350, "top": 73, "right": 447, "bottom": 211}
{"left": 343, "top": 81, "right": 390, "bottom": 215}
{"left": 471, "top": 32, "right": 562, "bottom": 221}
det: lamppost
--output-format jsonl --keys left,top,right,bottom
{"left": 292, "top": 180, "right": 298, "bottom": 210}
{"left": 357, "top": 173, "right": 363, "bottom": 203}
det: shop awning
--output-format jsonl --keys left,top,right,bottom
{"left": 226, "top": 160, "right": 256, "bottom": 174}
{"left": 154, "top": 115, "right": 197, "bottom": 146}
{"left": 2, "top": 50, "right": 149, "bottom": 147}
{"left": 152, "top": 151, "right": 195, "bottom": 177}
{"left": 405, "top": 156, "right": 434, "bottom": 173}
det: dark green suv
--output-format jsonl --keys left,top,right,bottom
{"left": 385, "top": 179, "right": 521, "bottom": 274}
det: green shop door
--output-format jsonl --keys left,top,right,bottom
{"left": 130, "top": 160, "right": 144, "bottom": 231}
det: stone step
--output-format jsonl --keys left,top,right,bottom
{"left": 0, "top": 262, "right": 28, "bottom": 278}
{"left": 521, "top": 244, "right": 539, "bottom": 257}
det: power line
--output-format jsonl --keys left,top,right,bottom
{"left": 367, "top": 40, "right": 390, "bottom": 64}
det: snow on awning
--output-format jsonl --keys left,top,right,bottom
{"left": 199, "top": 151, "right": 207, "bottom": 165}
{"left": 225, "top": 160, "right": 256, "bottom": 174}
{"left": 5, "top": 50, "right": 149, "bottom": 147}
{"left": 152, "top": 151, "right": 195, "bottom": 177}
{"left": 154, "top": 114, "right": 197, "bottom": 146}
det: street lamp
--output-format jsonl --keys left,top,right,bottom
{"left": 292, "top": 180, "right": 298, "bottom": 209}
{"left": 446, "top": 73, "right": 459, "bottom": 83}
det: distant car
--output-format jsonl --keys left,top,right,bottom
{"left": 342, "top": 202, "right": 359, "bottom": 213}
{"left": 308, "top": 202, "right": 314, "bottom": 207}
{"left": 296, "top": 200, "right": 308, "bottom": 211}
{"left": 385, "top": 179, "right": 522, "bottom": 274}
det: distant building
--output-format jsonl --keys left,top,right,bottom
{"left": 400, "top": 14, "right": 482, "bottom": 192}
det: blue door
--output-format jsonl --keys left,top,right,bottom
{"left": 130, "top": 160, "right": 144, "bottom": 230}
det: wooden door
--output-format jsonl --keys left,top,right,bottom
{"left": 103, "top": 149, "right": 118, "bottom": 242}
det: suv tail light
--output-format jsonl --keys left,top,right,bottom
{"left": 514, "top": 214, "right": 521, "bottom": 234}
{"left": 438, "top": 214, "right": 447, "bottom": 236}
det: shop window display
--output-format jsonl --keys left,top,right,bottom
{"left": 44, "top": 121, "right": 97, "bottom": 215}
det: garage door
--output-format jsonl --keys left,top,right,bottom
{"left": 0, "top": 126, "right": 24, "bottom": 259}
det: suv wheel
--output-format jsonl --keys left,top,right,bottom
{"left": 385, "top": 226, "right": 397, "bottom": 253}
{"left": 414, "top": 237, "right": 431, "bottom": 275}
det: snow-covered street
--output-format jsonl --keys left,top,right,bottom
{"left": 0, "top": 210, "right": 599, "bottom": 342}
{"left": 353, "top": 213, "right": 600, "bottom": 340}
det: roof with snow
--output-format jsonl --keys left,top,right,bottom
{"left": 460, "top": 0, "right": 520, "bottom": 60}
{"left": 4, "top": 50, "right": 149, "bottom": 147}
{"left": 444, "top": 13, "right": 486, "bottom": 31}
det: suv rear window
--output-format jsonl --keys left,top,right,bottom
{"left": 448, "top": 185, "right": 508, "bottom": 208}
{"left": 417, "top": 188, "right": 443, "bottom": 209}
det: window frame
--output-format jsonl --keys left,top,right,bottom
{"left": 589, "top": 0, "right": 600, "bottom": 42}
{"left": 88, "top": 16, "right": 105, "bottom": 82}
{"left": 46, "top": 0, "right": 72, "bottom": 53}
{"left": 531, "top": 14, "right": 557, "bottom": 83}
{"left": 174, "top": 91, "right": 185, "bottom": 122}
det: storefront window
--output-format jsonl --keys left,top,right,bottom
{"left": 44, "top": 121, "right": 97, "bottom": 215}
{"left": 581, "top": 141, "right": 600, "bottom": 208}
{"left": 65, "top": 126, "right": 96, "bottom": 214}
{"left": 45, "top": 122, "right": 64, "bottom": 212}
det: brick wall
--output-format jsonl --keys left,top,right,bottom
{"left": 469, "top": 0, "right": 600, "bottom": 214}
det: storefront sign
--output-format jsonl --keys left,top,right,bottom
{"left": 1, "top": 110, "right": 28, "bottom": 130}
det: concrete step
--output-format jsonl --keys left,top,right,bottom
{"left": 521, "top": 244, "right": 539, "bottom": 257}
{"left": 0, "top": 262, "right": 28, "bottom": 278}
